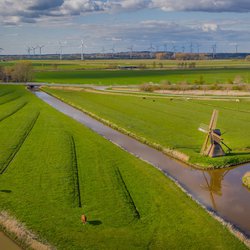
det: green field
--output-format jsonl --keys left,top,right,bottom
{"left": 1, "top": 59, "right": 250, "bottom": 85}
{"left": 0, "top": 85, "right": 247, "bottom": 249}
{"left": 2, "top": 59, "right": 250, "bottom": 70}
{"left": 44, "top": 88, "right": 250, "bottom": 168}
{"left": 35, "top": 68, "right": 250, "bottom": 85}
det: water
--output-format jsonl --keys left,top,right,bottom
{"left": 0, "top": 232, "right": 21, "bottom": 250}
{"left": 35, "top": 91, "right": 250, "bottom": 237}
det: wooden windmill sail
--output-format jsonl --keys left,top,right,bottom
{"left": 199, "top": 109, "right": 231, "bottom": 158}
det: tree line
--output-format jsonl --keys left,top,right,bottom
{"left": 0, "top": 62, "right": 33, "bottom": 82}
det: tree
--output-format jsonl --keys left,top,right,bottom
{"left": 11, "top": 62, "right": 33, "bottom": 82}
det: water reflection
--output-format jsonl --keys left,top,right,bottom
{"left": 202, "top": 169, "right": 230, "bottom": 209}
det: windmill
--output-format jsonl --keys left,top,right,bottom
{"left": 31, "top": 46, "right": 37, "bottom": 56}
{"left": 171, "top": 43, "right": 177, "bottom": 59}
{"left": 127, "top": 45, "right": 134, "bottom": 59}
{"left": 110, "top": 45, "right": 115, "bottom": 58}
{"left": 148, "top": 43, "right": 155, "bottom": 58}
{"left": 26, "top": 46, "right": 31, "bottom": 57}
{"left": 59, "top": 42, "right": 63, "bottom": 60}
{"left": 199, "top": 109, "right": 231, "bottom": 157}
{"left": 37, "top": 45, "right": 45, "bottom": 57}
{"left": 235, "top": 43, "right": 239, "bottom": 54}
{"left": 211, "top": 44, "right": 217, "bottom": 59}
{"left": 80, "top": 40, "right": 86, "bottom": 61}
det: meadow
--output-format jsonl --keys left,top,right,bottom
{"left": 1, "top": 59, "right": 250, "bottom": 85}
{"left": 44, "top": 87, "right": 250, "bottom": 168}
{"left": 0, "top": 85, "right": 247, "bottom": 249}
{"left": 35, "top": 68, "right": 250, "bottom": 85}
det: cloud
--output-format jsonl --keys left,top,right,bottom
{"left": 1, "top": 0, "right": 250, "bottom": 26}
{"left": 202, "top": 23, "right": 219, "bottom": 32}
{"left": 151, "top": 0, "right": 250, "bottom": 12}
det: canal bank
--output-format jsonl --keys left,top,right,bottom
{"left": 35, "top": 90, "right": 250, "bottom": 247}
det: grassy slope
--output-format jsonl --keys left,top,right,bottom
{"left": 44, "top": 88, "right": 250, "bottom": 168}
{"left": 35, "top": 68, "right": 250, "bottom": 85}
{"left": 0, "top": 85, "right": 247, "bottom": 249}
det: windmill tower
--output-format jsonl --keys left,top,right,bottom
{"left": 31, "top": 46, "right": 37, "bottom": 56}
{"left": 199, "top": 109, "right": 231, "bottom": 157}
{"left": 127, "top": 45, "right": 134, "bottom": 59}
{"left": 80, "top": 40, "right": 86, "bottom": 61}
{"left": 59, "top": 42, "right": 63, "bottom": 60}
{"left": 110, "top": 45, "right": 115, "bottom": 58}
{"left": 211, "top": 44, "right": 217, "bottom": 59}
{"left": 171, "top": 43, "right": 177, "bottom": 59}
{"left": 37, "top": 45, "right": 45, "bottom": 57}
{"left": 235, "top": 43, "right": 239, "bottom": 54}
{"left": 148, "top": 43, "right": 155, "bottom": 58}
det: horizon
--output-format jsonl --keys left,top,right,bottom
{"left": 1, "top": 1, "right": 250, "bottom": 55}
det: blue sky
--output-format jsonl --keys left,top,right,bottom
{"left": 0, "top": 0, "right": 250, "bottom": 55}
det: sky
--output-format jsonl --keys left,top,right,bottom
{"left": 0, "top": 0, "right": 250, "bottom": 55}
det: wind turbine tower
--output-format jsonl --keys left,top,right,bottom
{"left": 31, "top": 46, "right": 37, "bottom": 56}
{"left": 127, "top": 45, "right": 134, "bottom": 59}
{"left": 148, "top": 43, "right": 155, "bottom": 58}
{"left": 111, "top": 45, "right": 115, "bottom": 58}
{"left": 37, "top": 45, "right": 45, "bottom": 57}
{"left": 59, "top": 42, "right": 63, "bottom": 60}
{"left": 212, "top": 44, "right": 217, "bottom": 59}
{"left": 80, "top": 40, "right": 85, "bottom": 61}
{"left": 235, "top": 43, "right": 239, "bottom": 54}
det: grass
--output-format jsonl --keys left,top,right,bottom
{"left": 242, "top": 172, "right": 250, "bottom": 189}
{"left": 43, "top": 87, "right": 250, "bottom": 168}
{"left": 34, "top": 68, "right": 250, "bottom": 85}
{"left": 1, "top": 59, "right": 250, "bottom": 85}
{"left": 0, "top": 85, "right": 247, "bottom": 249}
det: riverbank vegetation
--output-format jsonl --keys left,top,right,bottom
{"left": 44, "top": 87, "right": 250, "bottom": 169}
{"left": 0, "top": 85, "right": 247, "bottom": 249}
{"left": 243, "top": 172, "right": 250, "bottom": 189}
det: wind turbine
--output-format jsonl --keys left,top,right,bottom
{"left": 0, "top": 48, "right": 4, "bottom": 54}
{"left": 37, "top": 45, "right": 45, "bottom": 57}
{"left": 26, "top": 46, "right": 31, "bottom": 57}
{"left": 181, "top": 45, "right": 185, "bottom": 53}
{"left": 59, "top": 41, "right": 63, "bottom": 60}
{"left": 127, "top": 45, "right": 134, "bottom": 59}
{"left": 31, "top": 46, "right": 37, "bottom": 56}
{"left": 235, "top": 43, "right": 239, "bottom": 54}
{"left": 211, "top": 44, "right": 217, "bottom": 59}
{"left": 110, "top": 45, "right": 115, "bottom": 58}
{"left": 148, "top": 43, "right": 155, "bottom": 58}
{"left": 171, "top": 43, "right": 177, "bottom": 59}
{"left": 80, "top": 40, "right": 86, "bottom": 61}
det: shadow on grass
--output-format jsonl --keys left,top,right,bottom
{"left": 227, "top": 152, "right": 250, "bottom": 156}
{"left": 88, "top": 220, "right": 102, "bottom": 226}
{"left": 0, "top": 190, "right": 12, "bottom": 193}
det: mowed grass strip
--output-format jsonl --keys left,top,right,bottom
{"left": 0, "top": 85, "right": 247, "bottom": 249}
{"left": 35, "top": 68, "right": 250, "bottom": 85}
{"left": 44, "top": 88, "right": 250, "bottom": 168}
